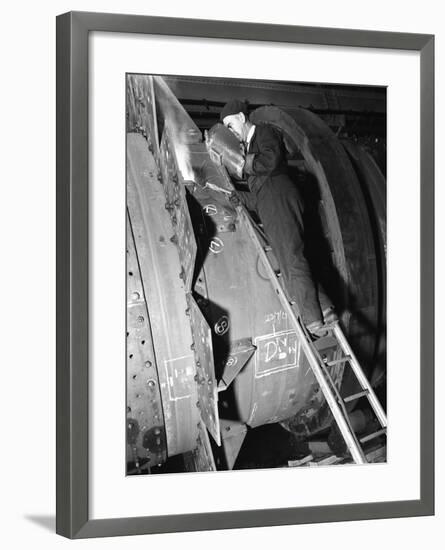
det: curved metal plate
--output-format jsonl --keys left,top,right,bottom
{"left": 127, "top": 133, "right": 199, "bottom": 456}
{"left": 126, "top": 214, "right": 167, "bottom": 471}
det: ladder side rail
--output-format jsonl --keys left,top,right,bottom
{"left": 333, "top": 324, "right": 387, "bottom": 428}
{"left": 237, "top": 206, "right": 367, "bottom": 464}
{"left": 312, "top": 344, "right": 357, "bottom": 428}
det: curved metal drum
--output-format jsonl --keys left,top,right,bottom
{"left": 189, "top": 180, "right": 341, "bottom": 429}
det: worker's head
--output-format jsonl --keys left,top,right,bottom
{"left": 220, "top": 100, "right": 250, "bottom": 142}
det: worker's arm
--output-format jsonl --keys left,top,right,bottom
{"left": 243, "top": 125, "right": 284, "bottom": 176}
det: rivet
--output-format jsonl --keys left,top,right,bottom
{"left": 147, "top": 379, "right": 156, "bottom": 388}
{"left": 190, "top": 343, "right": 195, "bottom": 351}
{"left": 131, "top": 291, "right": 140, "bottom": 301}
{"left": 145, "top": 360, "right": 152, "bottom": 368}
{"left": 137, "top": 316, "right": 144, "bottom": 324}
{"left": 154, "top": 428, "right": 161, "bottom": 435}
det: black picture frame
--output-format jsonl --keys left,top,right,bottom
{"left": 56, "top": 11, "right": 435, "bottom": 539}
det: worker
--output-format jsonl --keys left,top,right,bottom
{"left": 220, "top": 99, "right": 336, "bottom": 336}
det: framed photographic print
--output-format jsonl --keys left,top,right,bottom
{"left": 56, "top": 11, "right": 434, "bottom": 538}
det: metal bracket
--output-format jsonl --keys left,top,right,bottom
{"left": 188, "top": 294, "right": 221, "bottom": 446}
{"left": 220, "top": 419, "right": 248, "bottom": 470}
{"left": 218, "top": 338, "right": 257, "bottom": 391}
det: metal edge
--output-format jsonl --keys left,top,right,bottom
{"left": 74, "top": 10, "right": 432, "bottom": 50}
{"left": 419, "top": 35, "right": 435, "bottom": 516}
{"left": 56, "top": 12, "right": 90, "bottom": 538}
{"left": 56, "top": 11, "right": 71, "bottom": 538}
{"left": 56, "top": 9, "right": 435, "bottom": 538}
{"left": 74, "top": 499, "right": 432, "bottom": 538}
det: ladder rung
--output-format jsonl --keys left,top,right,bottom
{"left": 344, "top": 389, "right": 369, "bottom": 403}
{"left": 327, "top": 355, "right": 351, "bottom": 367}
{"left": 359, "top": 428, "right": 387, "bottom": 444}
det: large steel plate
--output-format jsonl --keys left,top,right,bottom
{"left": 127, "top": 132, "right": 199, "bottom": 456}
{"left": 126, "top": 214, "right": 166, "bottom": 470}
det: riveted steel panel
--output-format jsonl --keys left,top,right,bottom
{"left": 126, "top": 74, "right": 160, "bottom": 163}
{"left": 160, "top": 129, "right": 197, "bottom": 291}
{"left": 127, "top": 133, "right": 199, "bottom": 457}
{"left": 126, "top": 214, "right": 167, "bottom": 471}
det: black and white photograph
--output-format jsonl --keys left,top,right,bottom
{"left": 126, "top": 73, "right": 387, "bottom": 475}
{"left": 0, "top": 0, "right": 439, "bottom": 544}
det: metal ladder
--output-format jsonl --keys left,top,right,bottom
{"left": 236, "top": 202, "right": 387, "bottom": 464}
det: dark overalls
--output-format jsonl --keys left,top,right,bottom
{"left": 238, "top": 123, "right": 331, "bottom": 325}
